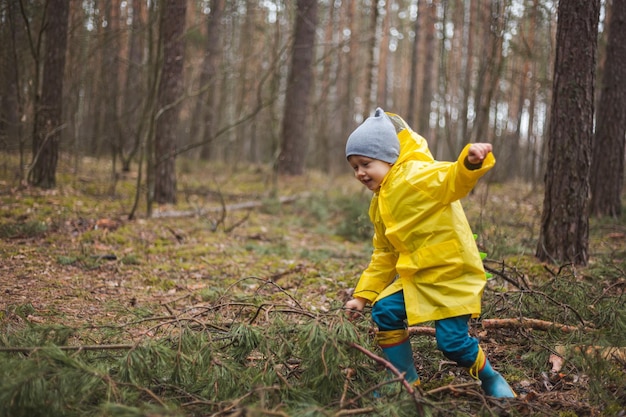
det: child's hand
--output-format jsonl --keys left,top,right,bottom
{"left": 468, "top": 143, "right": 492, "bottom": 165}
{"left": 345, "top": 297, "right": 367, "bottom": 321}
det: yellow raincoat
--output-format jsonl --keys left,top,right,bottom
{"left": 353, "top": 113, "right": 496, "bottom": 325}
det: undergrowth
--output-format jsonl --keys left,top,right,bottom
{"left": 1, "top": 266, "right": 624, "bottom": 416}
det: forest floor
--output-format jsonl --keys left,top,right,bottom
{"left": 0, "top": 155, "right": 625, "bottom": 417}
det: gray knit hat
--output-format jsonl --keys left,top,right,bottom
{"left": 345, "top": 108, "right": 400, "bottom": 164}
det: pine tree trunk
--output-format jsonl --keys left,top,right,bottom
{"left": 104, "top": 0, "right": 121, "bottom": 182}
{"left": 590, "top": 0, "right": 626, "bottom": 218}
{"left": 29, "top": 0, "right": 69, "bottom": 189}
{"left": 196, "top": 0, "right": 225, "bottom": 161}
{"left": 524, "top": 0, "right": 539, "bottom": 183}
{"left": 405, "top": 2, "right": 421, "bottom": 128}
{"left": 121, "top": 0, "right": 146, "bottom": 172}
{"left": 376, "top": 0, "right": 391, "bottom": 108}
{"left": 340, "top": 0, "right": 357, "bottom": 141}
{"left": 536, "top": 0, "right": 600, "bottom": 266}
{"left": 459, "top": 0, "right": 475, "bottom": 149}
{"left": 418, "top": 0, "right": 436, "bottom": 138}
{"left": 362, "top": 1, "right": 379, "bottom": 119}
{"left": 0, "top": 1, "right": 21, "bottom": 164}
{"left": 277, "top": 0, "right": 317, "bottom": 176}
{"left": 154, "top": 0, "right": 186, "bottom": 204}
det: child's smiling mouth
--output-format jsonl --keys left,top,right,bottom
{"left": 361, "top": 178, "right": 376, "bottom": 189}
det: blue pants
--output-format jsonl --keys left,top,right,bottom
{"left": 371, "top": 290, "right": 479, "bottom": 368}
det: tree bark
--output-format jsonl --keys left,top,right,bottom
{"left": 29, "top": 0, "right": 70, "bottom": 189}
{"left": 154, "top": 0, "right": 186, "bottom": 204}
{"left": 525, "top": 0, "right": 539, "bottom": 183}
{"left": 418, "top": 0, "right": 436, "bottom": 138}
{"left": 536, "top": 0, "right": 600, "bottom": 266}
{"left": 120, "top": 0, "right": 146, "bottom": 172}
{"left": 277, "top": 0, "right": 318, "bottom": 176}
{"left": 590, "top": 0, "right": 626, "bottom": 218}
{"left": 340, "top": 0, "right": 357, "bottom": 147}
{"left": 0, "top": 0, "right": 22, "bottom": 162}
{"left": 195, "top": 0, "right": 225, "bottom": 161}
{"left": 361, "top": 1, "right": 379, "bottom": 119}
{"left": 405, "top": 2, "right": 421, "bottom": 128}
{"left": 104, "top": 0, "right": 121, "bottom": 184}
{"left": 459, "top": 0, "right": 475, "bottom": 151}
{"left": 376, "top": 0, "right": 391, "bottom": 109}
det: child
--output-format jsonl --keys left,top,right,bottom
{"left": 344, "top": 108, "right": 515, "bottom": 398}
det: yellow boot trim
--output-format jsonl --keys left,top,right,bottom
{"left": 469, "top": 346, "right": 486, "bottom": 380}
{"left": 376, "top": 329, "right": 410, "bottom": 348}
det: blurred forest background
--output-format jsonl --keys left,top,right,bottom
{"left": 3, "top": 0, "right": 624, "bottom": 268}
{"left": 3, "top": 0, "right": 557, "bottom": 179}
{"left": 0, "top": 0, "right": 621, "bottom": 190}
{"left": 0, "top": 0, "right": 626, "bottom": 250}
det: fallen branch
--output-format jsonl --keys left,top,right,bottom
{"left": 424, "top": 381, "right": 480, "bottom": 396}
{"left": 333, "top": 407, "right": 376, "bottom": 416}
{"left": 408, "top": 326, "right": 436, "bottom": 337}
{"left": 339, "top": 368, "right": 356, "bottom": 408}
{"left": 345, "top": 342, "right": 428, "bottom": 416}
{"left": 481, "top": 318, "right": 579, "bottom": 333}
{"left": 152, "top": 193, "right": 310, "bottom": 218}
{"left": 348, "top": 342, "right": 417, "bottom": 395}
{"left": 484, "top": 263, "right": 529, "bottom": 290}
{"left": 408, "top": 317, "right": 581, "bottom": 338}
{"left": 0, "top": 343, "right": 136, "bottom": 353}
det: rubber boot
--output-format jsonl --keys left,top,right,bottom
{"left": 469, "top": 346, "right": 515, "bottom": 398}
{"left": 377, "top": 329, "right": 420, "bottom": 386}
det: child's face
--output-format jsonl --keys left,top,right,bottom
{"left": 348, "top": 155, "right": 392, "bottom": 191}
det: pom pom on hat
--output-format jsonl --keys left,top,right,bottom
{"left": 345, "top": 107, "right": 400, "bottom": 164}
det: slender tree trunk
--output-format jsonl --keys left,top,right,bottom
{"left": 335, "top": 0, "right": 356, "bottom": 173}
{"left": 418, "top": 0, "right": 435, "bottom": 139}
{"left": 144, "top": 0, "right": 161, "bottom": 216}
{"left": 1, "top": 0, "right": 22, "bottom": 166}
{"left": 362, "top": 1, "right": 379, "bottom": 118}
{"left": 508, "top": 52, "right": 527, "bottom": 181}
{"left": 277, "top": 0, "right": 317, "bottom": 176}
{"left": 446, "top": 1, "right": 464, "bottom": 156}
{"left": 154, "top": 0, "right": 186, "bottom": 204}
{"left": 523, "top": 0, "right": 538, "bottom": 183}
{"left": 340, "top": 0, "right": 357, "bottom": 136}
{"left": 194, "top": 0, "right": 225, "bottom": 161}
{"left": 233, "top": 0, "right": 256, "bottom": 166}
{"left": 376, "top": 0, "right": 391, "bottom": 109}
{"left": 29, "top": 0, "right": 69, "bottom": 189}
{"left": 406, "top": 2, "right": 421, "bottom": 128}
{"left": 536, "top": 0, "right": 600, "bottom": 266}
{"left": 590, "top": 0, "right": 626, "bottom": 218}
{"left": 104, "top": 0, "right": 121, "bottom": 189}
{"left": 316, "top": 1, "right": 338, "bottom": 172}
{"left": 88, "top": 11, "right": 105, "bottom": 156}
{"left": 472, "top": 3, "right": 505, "bottom": 145}
{"left": 459, "top": 0, "right": 475, "bottom": 148}
{"left": 121, "top": 0, "right": 146, "bottom": 172}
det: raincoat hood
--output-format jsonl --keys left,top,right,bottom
{"left": 386, "top": 112, "right": 434, "bottom": 166}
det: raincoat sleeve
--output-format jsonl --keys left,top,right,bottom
{"left": 352, "top": 222, "right": 399, "bottom": 303}
{"left": 406, "top": 143, "right": 495, "bottom": 204}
